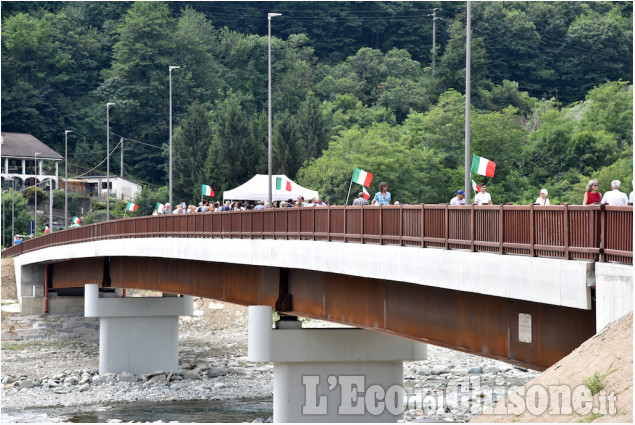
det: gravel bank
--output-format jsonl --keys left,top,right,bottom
{"left": 1, "top": 299, "right": 539, "bottom": 422}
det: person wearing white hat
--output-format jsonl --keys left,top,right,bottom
{"left": 535, "top": 188, "right": 550, "bottom": 205}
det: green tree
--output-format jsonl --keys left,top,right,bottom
{"left": 173, "top": 100, "right": 213, "bottom": 204}
{"left": 272, "top": 111, "right": 301, "bottom": 177}
{"left": 325, "top": 94, "right": 396, "bottom": 134}
{"left": 378, "top": 75, "right": 437, "bottom": 123}
{"left": 296, "top": 93, "right": 332, "bottom": 165}
{"left": 473, "top": 3, "right": 542, "bottom": 92}
{"left": 567, "top": 130, "right": 618, "bottom": 176}
{"left": 134, "top": 185, "right": 168, "bottom": 216}
{"left": 205, "top": 93, "right": 265, "bottom": 197}
{"left": 438, "top": 19, "right": 488, "bottom": 92}
{"left": 403, "top": 89, "right": 465, "bottom": 169}
{"left": 471, "top": 106, "right": 528, "bottom": 184}
{"left": 559, "top": 9, "right": 633, "bottom": 102}
{"left": 578, "top": 81, "right": 633, "bottom": 148}
{"left": 523, "top": 107, "right": 575, "bottom": 184}
{"left": 297, "top": 122, "right": 450, "bottom": 205}
{"left": 99, "top": 1, "right": 176, "bottom": 183}
{"left": 2, "top": 189, "right": 32, "bottom": 247}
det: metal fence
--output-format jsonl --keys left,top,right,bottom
{"left": 3, "top": 204, "right": 632, "bottom": 264}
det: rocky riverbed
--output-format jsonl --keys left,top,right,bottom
{"left": 1, "top": 298, "right": 539, "bottom": 423}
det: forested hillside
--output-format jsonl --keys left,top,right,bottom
{"left": 2, "top": 1, "right": 632, "bottom": 208}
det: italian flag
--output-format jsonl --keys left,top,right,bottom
{"left": 44, "top": 226, "right": 51, "bottom": 234}
{"left": 156, "top": 202, "right": 165, "bottom": 213}
{"left": 352, "top": 167, "right": 373, "bottom": 187}
{"left": 471, "top": 179, "right": 481, "bottom": 193}
{"left": 362, "top": 186, "right": 370, "bottom": 200}
{"left": 126, "top": 202, "right": 138, "bottom": 212}
{"left": 471, "top": 154, "right": 496, "bottom": 177}
{"left": 276, "top": 177, "right": 292, "bottom": 191}
{"left": 202, "top": 184, "right": 214, "bottom": 197}
{"left": 72, "top": 216, "right": 80, "bottom": 225}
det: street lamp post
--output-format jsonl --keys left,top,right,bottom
{"left": 49, "top": 178, "right": 53, "bottom": 232}
{"left": 12, "top": 178, "right": 15, "bottom": 243}
{"left": 34, "top": 152, "right": 41, "bottom": 236}
{"left": 64, "top": 130, "right": 72, "bottom": 227}
{"left": 464, "top": 1, "right": 472, "bottom": 203}
{"left": 169, "top": 65, "right": 180, "bottom": 214}
{"left": 268, "top": 12, "right": 282, "bottom": 208}
{"left": 106, "top": 103, "right": 115, "bottom": 221}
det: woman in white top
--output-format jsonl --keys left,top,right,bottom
{"left": 535, "top": 188, "right": 550, "bottom": 205}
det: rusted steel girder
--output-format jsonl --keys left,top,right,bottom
{"left": 50, "top": 257, "right": 595, "bottom": 371}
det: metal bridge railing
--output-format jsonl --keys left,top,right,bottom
{"left": 3, "top": 204, "right": 632, "bottom": 264}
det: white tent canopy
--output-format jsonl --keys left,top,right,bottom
{"left": 222, "top": 174, "right": 319, "bottom": 202}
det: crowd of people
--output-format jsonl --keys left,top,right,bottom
{"left": 152, "top": 179, "right": 633, "bottom": 215}
{"left": 448, "top": 179, "right": 633, "bottom": 207}
{"left": 152, "top": 196, "right": 332, "bottom": 214}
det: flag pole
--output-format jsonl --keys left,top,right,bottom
{"left": 345, "top": 178, "right": 354, "bottom": 205}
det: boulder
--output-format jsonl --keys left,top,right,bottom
{"left": 227, "top": 367, "right": 251, "bottom": 376}
{"left": 432, "top": 365, "right": 450, "bottom": 375}
{"left": 118, "top": 372, "right": 138, "bottom": 383}
{"left": 184, "top": 369, "right": 199, "bottom": 379}
{"left": 468, "top": 366, "right": 483, "bottom": 374}
{"left": 208, "top": 367, "right": 228, "bottom": 378}
{"left": 417, "top": 366, "right": 431, "bottom": 376}
{"left": 483, "top": 366, "right": 500, "bottom": 375}
{"left": 19, "top": 379, "right": 37, "bottom": 389}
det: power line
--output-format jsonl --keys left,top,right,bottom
{"left": 72, "top": 139, "right": 123, "bottom": 179}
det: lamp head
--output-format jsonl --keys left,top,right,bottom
{"left": 268, "top": 13, "right": 282, "bottom": 19}
{"left": 107, "top": 102, "right": 115, "bottom": 108}
{"left": 65, "top": 130, "right": 73, "bottom": 135}
{"left": 34, "top": 152, "right": 41, "bottom": 158}
{"left": 169, "top": 66, "right": 180, "bottom": 71}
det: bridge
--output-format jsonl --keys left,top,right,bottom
{"left": 3, "top": 204, "right": 632, "bottom": 422}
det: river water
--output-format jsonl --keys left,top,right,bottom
{"left": 0, "top": 399, "right": 273, "bottom": 423}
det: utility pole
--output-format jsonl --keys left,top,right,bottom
{"left": 427, "top": 8, "right": 441, "bottom": 77}
{"left": 120, "top": 137, "right": 124, "bottom": 177}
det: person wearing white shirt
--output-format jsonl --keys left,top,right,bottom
{"left": 601, "top": 180, "right": 628, "bottom": 206}
{"left": 535, "top": 188, "right": 550, "bottom": 205}
{"left": 474, "top": 183, "right": 492, "bottom": 205}
{"left": 450, "top": 190, "right": 466, "bottom": 205}
{"left": 629, "top": 191, "right": 633, "bottom": 204}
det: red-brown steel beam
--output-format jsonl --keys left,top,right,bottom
{"left": 49, "top": 257, "right": 595, "bottom": 371}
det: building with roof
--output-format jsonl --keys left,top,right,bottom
{"left": 1, "top": 132, "right": 62, "bottom": 189}
{"left": 67, "top": 176, "right": 143, "bottom": 202}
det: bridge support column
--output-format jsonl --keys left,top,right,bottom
{"left": 248, "top": 306, "right": 427, "bottom": 423}
{"left": 84, "top": 284, "right": 193, "bottom": 375}
{"left": 595, "top": 263, "right": 633, "bottom": 332}
{"left": 15, "top": 263, "right": 46, "bottom": 315}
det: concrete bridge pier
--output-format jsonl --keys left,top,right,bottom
{"left": 84, "top": 284, "right": 193, "bottom": 375}
{"left": 248, "top": 306, "right": 427, "bottom": 423}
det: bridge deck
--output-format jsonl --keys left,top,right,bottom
{"left": 3, "top": 204, "right": 632, "bottom": 264}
